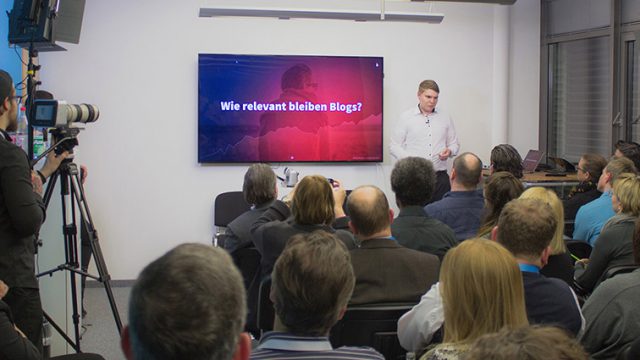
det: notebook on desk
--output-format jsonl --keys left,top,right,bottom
{"left": 522, "top": 150, "right": 544, "bottom": 173}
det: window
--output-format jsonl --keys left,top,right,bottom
{"left": 548, "top": 37, "right": 611, "bottom": 161}
{"left": 542, "top": 0, "right": 640, "bottom": 161}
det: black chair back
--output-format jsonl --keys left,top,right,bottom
{"left": 231, "top": 247, "right": 261, "bottom": 291}
{"left": 599, "top": 265, "right": 639, "bottom": 283}
{"left": 330, "top": 303, "right": 414, "bottom": 360}
{"left": 213, "top": 191, "right": 251, "bottom": 246}
{"left": 565, "top": 240, "right": 593, "bottom": 260}
{"left": 257, "top": 276, "right": 275, "bottom": 335}
{"left": 214, "top": 191, "right": 250, "bottom": 227}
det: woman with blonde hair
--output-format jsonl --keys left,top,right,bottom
{"left": 520, "top": 187, "right": 573, "bottom": 285}
{"left": 421, "top": 238, "right": 529, "bottom": 360}
{"left": 575, "top": 173, "right": 640, "bottom": 295}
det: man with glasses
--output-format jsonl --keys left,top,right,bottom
{"left": 562, "top": 154, "right": 607, "bottom": 236}
{"left": 0, "top": 70, "right": 66, "bottom": 351}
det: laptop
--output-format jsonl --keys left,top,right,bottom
{"left": 522, "top": 150, "right": 544, "bottom": 173}
{"left": 548, "top": 157, "right": 577, "bottom": 173}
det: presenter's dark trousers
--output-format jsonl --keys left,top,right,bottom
{"left": 4, "top": 286, "right": 43, "bottom": 354}
{"left": 429, "top": 170, "right": 451, "bottom": 204}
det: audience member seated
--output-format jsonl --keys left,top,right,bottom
{"left": 221, "top": 164, "right": 277, "bottom": 253}
{"left": 251, "top": 175, "right": 356, "bottom": 278}
{"left": 579, "top": 218, "right": 640, "bottom": 359}
{"left": 563, "top": 153, "right": 607, "bottom": 236}
{"left": 425, "top": 152, "right": 485, "bottom": 241}
{"left": 573, "top": 157, "right": 636, "bottom": 245}
{"left": 465, "top": 325, "right": 588, "bottom": 360}
{"left": 250, "top": 231, "right": 383, "bottom": 359}
{"left": 420, "top": 239, "right": 529, "bottom": 360}
{"left": 495, "top": 199, "right": 583, "bottom": 335}
{"left": 346, "top": 185, "right": 440, "bottom": 305}
{"left": 476, "top": 171, "right": 524, "bottom": 238}
{"left": 614, "top": 140, "right": 640, "bottom": 171}
{"left": 1, "top": 278, "right": 105, "bottom": 360}
{"left": 574, "top": 173, "right": 640, "bottom": 295}
{"left": 120, "top": 244, "right": 250, "bottom": 360}
{"left": 389, "top": 157, "right": 456, "bottom": 260}
{"left": 0, "top": 279, "right": 40, "bottom": 360}
{"left": 398, "top": 199, "right": 583, "bottom": 354}
{"left": 622, "top": 336, "right": 640, "bottom": 360}
{"left": 521, "top": 187, "right": 573, "bottom": 285}
{"left": 490, "top": 144, "right": 523, "bottom": 178}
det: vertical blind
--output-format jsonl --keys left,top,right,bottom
{"left": 548, "top": 36, "right": 611, "bottom": 162}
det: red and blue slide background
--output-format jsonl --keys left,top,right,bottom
{"left": 198, "top": 54, "right": 383, "bottom": 163}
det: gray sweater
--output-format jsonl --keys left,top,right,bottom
{"left": 574, "top": 217, "right": 636, "bottom": 294}
{"left": 580, "top": 269, "right": 640, "bottom": 359}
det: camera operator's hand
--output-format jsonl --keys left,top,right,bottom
{"left": 80, "top": 165, "right": 88, "bottom": 185}
{"left": 0, "top": 280, "right": 8, "bottom": 299}
{"left": 31, "top": 171, "right": 44, "bottom": 195}
{"left": 331, "top": 179, "right": 347, "bottom": 218}
{"left": 39, "top": 150, "right": 69, "bottom": 179}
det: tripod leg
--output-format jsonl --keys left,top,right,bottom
{"left": 69, "top": 169, "right": 123, "bottom": 334}
{"left": 43, "top": 311, "right": 79, "bottom": 352}
{"left": 80, "top": 222, "right": 91, "bottom": 317}
{"left": 60, "top": 171, "right": 82, "bottom": 352}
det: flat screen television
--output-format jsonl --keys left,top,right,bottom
{"left": 198, "top": 54, "right": 384, "bottom": 163}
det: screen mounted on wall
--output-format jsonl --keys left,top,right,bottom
{"left": 198, "top": 54, "right": 383, "bottom": 163}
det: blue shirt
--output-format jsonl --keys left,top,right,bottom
{"left": 251, "top": 332, "right": 384, "bottom": 359}
{"left": 424, "top": 189, "right": 484, "bottom": 241}
{"left": 573, "top": 191, "right": 615, "bottom": 246}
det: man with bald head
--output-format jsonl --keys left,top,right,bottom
{"left": 425, "top": 152, "right": 485, "bottom": 241}
{"left": 346, "top": 185, "right": 440, "bottom": 305}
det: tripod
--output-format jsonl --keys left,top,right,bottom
{"left": 37, "top": 155, "right": 122, "bottom": 352}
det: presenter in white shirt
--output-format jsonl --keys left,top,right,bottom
{"left": 390, "top": 80, "right": 459, "bottom": 203}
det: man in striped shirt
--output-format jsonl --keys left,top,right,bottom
{"left": 251, "top": 231, "right": 383, "bottom": 360}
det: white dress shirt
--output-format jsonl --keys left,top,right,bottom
{"left": 389, "top": 106, "right": 459, "bottom": 171}
{"left": 396, "top": 283, "right": 444, "bottom": 353}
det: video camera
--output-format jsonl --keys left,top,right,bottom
{"left": 32, "top": 99, "right": 99, "bottom": 128}
{"left": 30, "top": 100, "right": 99, "bottom": 155}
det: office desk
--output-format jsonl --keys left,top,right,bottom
{"left": 522, "top": 172, "right": 578, "bottom": 198}
{"left": 482, "top": 170, "right": 579, "bottom": 199}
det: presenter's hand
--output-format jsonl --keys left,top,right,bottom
{"left": 40, "top": 150, "right": 70, "bottom": 179}
{"left": 0, "top": 280, "right": 8, "bottom": 298}
{"left": 438, "top": 148, "right": 451, "bottom": 161}
{"left": 31, "top": 171, "right": 44, "bottom": 195}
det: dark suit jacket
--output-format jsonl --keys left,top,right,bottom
{"left": 391, "top": 206, "right": 457, "bottom": 260}
{"left": 0, "top": 134, "right": 45, "bottom": 289}
{"left": 251, "top": 200, "right": 356, "bottom": 277}
{"left": 0, "top": 300, "right": 40, "bottom": 359}
{"left": 222, "top": 201, "right": 274, "bottom": 253}
{"left": 349, "top": 237, "right": 440, "bottom": 305}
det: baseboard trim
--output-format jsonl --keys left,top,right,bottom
{"left": 85, "top": 279, "right": 135, "bottom": 288}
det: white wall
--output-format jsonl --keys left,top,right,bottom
{"left": 508, "top": 0, "right": 541, "bottom": 156}
{"left": 37, "top": 0, "right": 540, "bottom": 280}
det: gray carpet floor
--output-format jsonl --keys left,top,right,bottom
{"left": 79, "top": 285, "right": 131, "bottom": 360}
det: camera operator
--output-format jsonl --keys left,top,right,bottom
{"left": 0, "top": 70, "right": 68, "bottom": 351}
